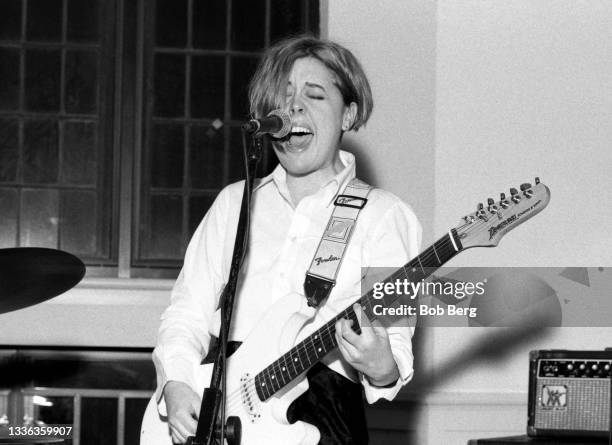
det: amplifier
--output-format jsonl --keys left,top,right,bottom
{"left": 528, "top": 349, "right": 612, "bottom": 438}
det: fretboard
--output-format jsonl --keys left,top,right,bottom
{"left": 253, "top": 230, "right": 462, "bottom": 401}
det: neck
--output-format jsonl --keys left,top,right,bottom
{"left": 285, "top": 153, "right": 344, "bottom": 206}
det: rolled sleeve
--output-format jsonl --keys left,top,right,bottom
{"left": 360, "top": 195, "right": 422, "bottom": 403}
{"left": 359, "top": 324, "right": 414, "bottom": 403}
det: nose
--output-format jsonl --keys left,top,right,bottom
{"left": 289, "top": 95, "right": 305, "bottom": 114}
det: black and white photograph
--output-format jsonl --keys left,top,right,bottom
{"left": 0, "top": 1, "right": 611, "bottom": 444}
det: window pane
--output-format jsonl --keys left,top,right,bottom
{"left": 270, "top": 0, "right": 306, "bottom": 44}
{"left": 81, "top": 398, "right": 117, "bottom": 445}
{"left": 190, "top": 124, "right": 224, "bottom": 189}
{"left": 193, "top": 0, "right": 226, "bottom": 49}
{"left": 0, "top": 0, "right": 22, "bottom": 40}
{"left": 142, "top": 194, "right": 182, "bottom": 259}
{"left": 0, "top": 189, "right": 18, "bottom": 248}
{"left": 125, "top": 398, "right": 151, "bottom": 445}
{"left": 151, "top": 124, "right": 184, "bottom": 188}
{"left": 25, "top": 49, "right": 61, "bottom": 112}
{"left": 67, "top": 0, "right": 100, "bottom": 42}
{"left": 189, "top": 194, "right": 215, "bottom": 236}
{"left": 20, "top": 188, "right": 59, "bottom": 247}
{"left": 0, "top": 118, "right": 19, "bottom": 182}
{"left": 32, "top": 395, "right": 73, "bottom": 424}
{"left": 0, "top": 48, "right": 20, "bottom": 110}
{"left": 66, "top": 50, "right": 99, "bottom": 114}
{"left": 26, "top": 0, "right": 62, "bottom": 42}
{"left": 24, "top": 119, "right": 59, "bottom": 183}
{"left": 191, "top": 55, "right": 225, "bottom": 118}
{"left": 62, "top": 121, "right": 97, "bottom": 185}
{"left": 228, "top": 126, "right": 246, "bottom": 184}
{"left": 60, "top": 190, "right": 97, "bottom": 256}
{"left": 231, "top": 0, "right": 265, "bottom": 51}
{"left": 227, "top": 126, "right": 276, "bottom": 184}
{"left": 153, "top": 53, "right": 185, "bottom": 117}
{"left": 155, "top": 0, "right": 187, "bottom": 47}
{"left": 230, "top": 56, "right": 259, "bottom": 120}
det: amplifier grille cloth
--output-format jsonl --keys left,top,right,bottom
{"left": 534, "top": 378, "right": 610, "bottom": 431}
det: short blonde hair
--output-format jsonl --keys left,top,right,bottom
{"left": 248, "top": 35, "right": 373, "bottom": 131}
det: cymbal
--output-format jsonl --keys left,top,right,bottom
{"left": 0, "top": 248, "right": 85, "bottom": 315}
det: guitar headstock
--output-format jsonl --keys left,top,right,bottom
{"left": 455, "top": 178, "right": 551, "bottom": 249}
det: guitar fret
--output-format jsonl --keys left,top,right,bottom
{"left": 431, "top": 241, "right": 442, "bottom": 264}
{"left": 297, "top": 343, "right": 308, "bottom": 372}
{"left": 416, "top": 254, "right": 425, "bottom": 274}
{"left": 255, "top": 373, "right": 269, "bottom": 401}
{"left": 289, "top": 348, "right": 299, "bottom": 376}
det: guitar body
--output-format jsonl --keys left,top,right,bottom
{"left": 140, "top": 292, "right": 322, "bottom": 445}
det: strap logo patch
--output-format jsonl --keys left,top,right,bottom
{"left": 325, "top": 218, "right": 353, "bottom": 242}
{"left": 334, "top": 194, "right": 368, "bottom": 209}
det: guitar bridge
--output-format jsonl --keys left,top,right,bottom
{"left": 240, "top": 373, "right": 261, "bottom": 423}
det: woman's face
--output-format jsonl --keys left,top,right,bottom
{"left": 273, "top": 57, "right": 356, "bottom": 182}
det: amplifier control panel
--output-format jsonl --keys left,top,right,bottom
{"left": 538, "top": 359, "right": 612, "bottom": 378}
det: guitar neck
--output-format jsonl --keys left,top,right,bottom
{"left": 253, "top": 230, "right": 463, "bottom": 401}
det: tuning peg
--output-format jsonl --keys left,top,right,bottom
{"left": 487, "top": 198, "right": 498, "bottom": 214}
{"left": 510, "top": 188, "right": 518, "bottom": 195}
{"left": 535, "top": 177, "right": 540, "bottom": 185}
{"left": 520, "top": 183, "right": 531, "bottom": 191}
{"left": 500, "top": 192, "right": 506, "bottom": 201}
{"left": 476, "top": 203, "right": 488, "bottom": 221}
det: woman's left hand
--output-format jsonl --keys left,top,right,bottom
{"left": 335, "top": 303, "right": 400, "bottom": 387}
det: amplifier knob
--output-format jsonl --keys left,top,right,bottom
{"left": 579, "top": 363, "right": 586, "bottom": 370}
{"left": 567, "top": 363, "right": 574, "bottom": 371}
{"left": 592, "top": 364, "right": 598, "bottom": 371}
{"left": 605, "top": 364, "right": 610, "bottom": 371}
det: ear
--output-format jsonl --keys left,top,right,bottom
{"left": 342, "top": 102, "right": 358, "bottom": 131}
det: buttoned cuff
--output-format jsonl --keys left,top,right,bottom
{"left": 152, "top": 350, "right": 200, "bottom": 417}
{"left": 359, "top": 347, "right": 414, "bottom": 404}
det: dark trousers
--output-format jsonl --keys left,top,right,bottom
{"left": 287, "top": 362, "right": 369, "bottom": 445}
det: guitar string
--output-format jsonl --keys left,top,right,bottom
{"left": 219, "top": 212, "right": 505, "bottom": 411}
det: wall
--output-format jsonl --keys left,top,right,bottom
{"left": 324, "top": 0, "right": 438, "bottom": 245}
{"left": 430, "top": 1, "right": 612, "bottom": 442}
{"left": 327, "top": 0, "right": 612, "bottom": 443}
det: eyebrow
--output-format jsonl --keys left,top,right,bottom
{"left": 286, "top": 81, "right": 326, "bottom": 91}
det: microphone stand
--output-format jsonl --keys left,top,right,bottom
{"left": 187, "top": 129, "right": 263, "bottom": 445}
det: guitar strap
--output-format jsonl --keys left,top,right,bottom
{"left": 303, "top": 178, "right": 372, "bottom": 308}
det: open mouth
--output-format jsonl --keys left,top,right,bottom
{"left": 287, "top": 126, "right": 313, "bottom": 150}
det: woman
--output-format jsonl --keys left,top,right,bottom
{"left": 152, "top": 35, "right": 421, "bottom": 444}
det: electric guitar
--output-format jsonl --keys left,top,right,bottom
{"left": 141, "top": 179, "right": 551, "bottom": 445}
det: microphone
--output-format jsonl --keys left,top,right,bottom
{"left": 242, "top": 109, "right": 292, "bottom": 138}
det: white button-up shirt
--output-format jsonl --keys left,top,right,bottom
{"left": 153, "top": 151, "right": 422, "bottom": 408}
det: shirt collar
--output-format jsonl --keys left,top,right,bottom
{"left": 254, "top": 150, "right": 357, "bottom": 208}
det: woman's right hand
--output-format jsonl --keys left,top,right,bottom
{"left": 163, "top": 380, "right": 202, "bottom": 444}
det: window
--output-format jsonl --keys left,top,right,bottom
{"left": 0, "top": 0, "right": 319, "bottom": 278}
{"left": 0, "top": 0, "right": 115, "bottom": 263}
